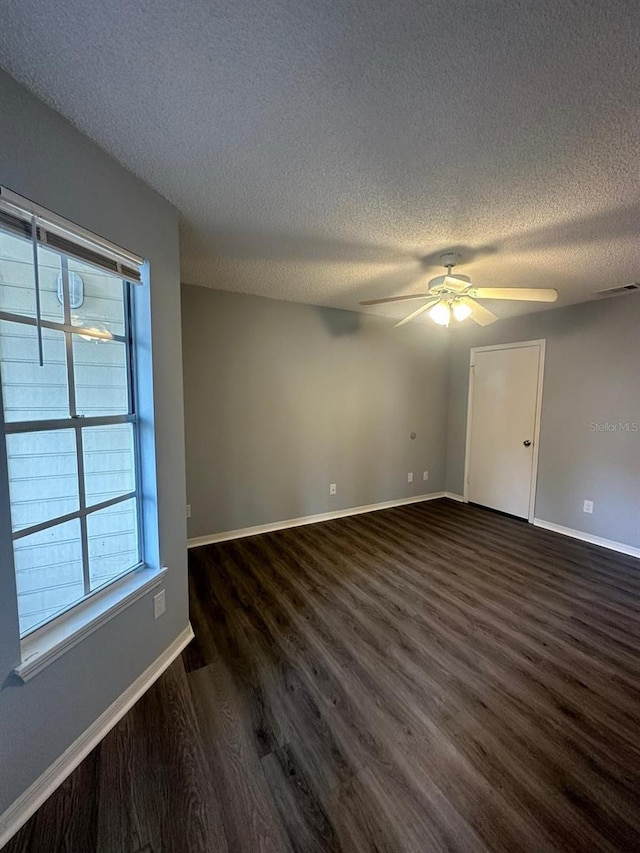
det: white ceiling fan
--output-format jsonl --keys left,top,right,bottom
{"left": 360, "top": 252, "right": 559, "bottom": 327}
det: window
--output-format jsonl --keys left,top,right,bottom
{"left": 0, "top": 189, "right": 145, "bottom": 637}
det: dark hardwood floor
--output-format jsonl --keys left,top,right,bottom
{"left": 5, "top": 499, "right": 640, "bottom": 852}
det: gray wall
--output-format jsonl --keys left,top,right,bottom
{"left": 0, "top": 71, "right": 188, "bottom": 813}
{"left": 183, "top": 285, "right": 639, "bottom": 551}
{"left": 182, "top": 286, "right": 450, "bottom": 537}
{"left": 445, "top": 294, "right": 640, "bottom": 548}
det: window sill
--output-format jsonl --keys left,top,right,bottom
{"left": 14, "top": 566, "right": 168, "bottom": 682}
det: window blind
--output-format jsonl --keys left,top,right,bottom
{"left": 0, "top": 186, "right": 144, "bottom": 283}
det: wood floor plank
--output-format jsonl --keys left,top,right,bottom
{"left": 188, "top": 658, "right": 293, "bottom": 853}
{"left": 3, "top": 748, "right": 100, "bottom": 853}
{"left": 260, "top": 743, "right": 342, "bottom": 853}
{"left": 96, "top": 657, "right": 228, "bottom": 853}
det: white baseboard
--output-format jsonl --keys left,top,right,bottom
{"left": 443, "top": 492, "right": 466, "bottom": 502}
{"left": 0, "top": 624, "right": 194, "bottom": 850}
{"left": 188, "top": 491, "right": 454, "bottom": 548}
{"left": 533, "top": 518, "right": 640, "bottom": 559}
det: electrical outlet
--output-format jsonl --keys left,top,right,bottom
{"left": 423, "top": 470, "right": 429, "bottom": 481}
{"left": 407, "top": 472, "right": 413, "bottom": 483}
{"left": 153, "top": 589, "right": 166, "bottom": 620}
{"left": 186, "top": 504, "right": 191, "bottom": 519}
{"left": 583, "top": 500, "right": 594, "bottom": 514}
{"left": 329, "top": 483, "right": 337, "bottom": 496}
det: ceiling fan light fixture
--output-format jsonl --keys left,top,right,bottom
{"left": 452, "top": 300, "right": 472, "bottom": 322}
{"left": 361, "top": 250, "right": 558, "bottom": 330}
{"left": 429, "top": 300, "right": 451, "bottom": 326}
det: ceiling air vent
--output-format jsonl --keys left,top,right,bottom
{"left": 594, "top": 283, "right": 640, "bottom": 298}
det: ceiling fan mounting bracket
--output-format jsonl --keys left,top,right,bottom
{"left": 439, "top": 251, "right": 461, "bottom": 269}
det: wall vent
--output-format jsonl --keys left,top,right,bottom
{"left": 594, "top": 282, "right": 640, "bottom": 298}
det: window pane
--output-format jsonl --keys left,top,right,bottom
{"left": 0, "top": 232, "right": 64, "bottom": 322}
{"left": 0, "top": 230, "right": 35, "bottom": 317}
{"left": 83, "top": 423, "right": 135, "bottom": 506}
{"left": 87, "top": 498, "right": 139, "bottom": 591}
{"left": 73, "top": 335, "right": 129, "bottom": 416}
{"left": 69, "top": 259, "right": 125, "bottom": 337}
{"left": 6, "top": 429, "right": 79, "bottom": 532}
{"left": 0, "top": 321, "right": 69, "bottom": 421}
{"left": 13, "top": 518, "right": 84, "bottom": 636}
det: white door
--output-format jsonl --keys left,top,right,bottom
{"left": 466, "top": 343, "right": 543, "bottom": 519}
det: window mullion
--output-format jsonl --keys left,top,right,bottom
{"left": 5, "top": 414, "right": 136, "bottom": 434}
{"left": 0, "top": 310, "right": 127, "bottom": 343}
{"left": 75, "top": 425, "right": 91, "bottom": 595}
{"left": 11, "top": 491, "right": 137, "bottom": 541}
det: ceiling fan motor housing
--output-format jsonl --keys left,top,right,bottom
{"left": 429, "top": 273, "right": 471, "bottom": 294}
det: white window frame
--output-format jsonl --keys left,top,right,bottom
{"left": 0, "top": 190, "right": 165, "bottom": 681}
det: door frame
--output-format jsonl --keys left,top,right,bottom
{"left": 463, "top": 339, "right": 546, "bottom": 523}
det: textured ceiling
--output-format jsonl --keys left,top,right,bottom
{"left": 2, "top": 0, "right": 640, "bottom": 322}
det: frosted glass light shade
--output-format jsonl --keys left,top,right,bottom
{"left": 429, "top": 301, "right": 451, "bottom": 326}
{"left": 452, "top": 301, "right": 472, "bottom": 322}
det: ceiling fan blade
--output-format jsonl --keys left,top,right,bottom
{"left": 394, "top": 299, "right": 440, "bottom": 327}
{"left": 459, "top": 297, "right": 498, "bottom": 326}
{"left": 469, "top": 287, "right": 559, "bottom": 302}
{"left": 360, "top": 293, "right": 431, "bottom": 306}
